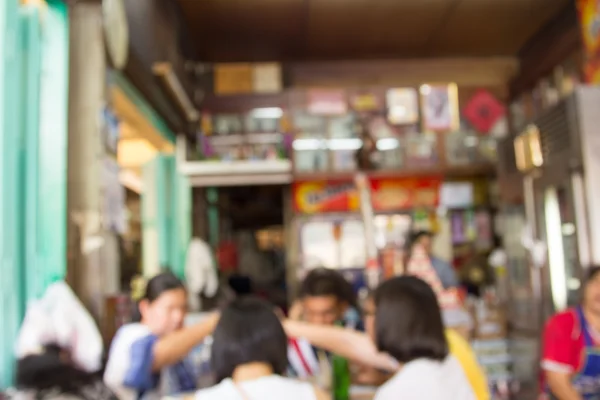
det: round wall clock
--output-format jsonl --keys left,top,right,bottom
{"left": 103, "top": 0, "right": 129, "bottom": 70}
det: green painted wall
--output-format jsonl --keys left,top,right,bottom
{"left": 36, "top": 0, "right": 69, "bottom": 293}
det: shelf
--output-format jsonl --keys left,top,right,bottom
{"left": 207, "top": 132, "right": 284, "bottom": 146}
{"left": 293, "top": 163, "right": 496, "bottom": 182}
{"left": 179, "top": 159, "right": 292, "bottom": 187}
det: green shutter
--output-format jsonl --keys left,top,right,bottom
{"left": 170, "top": 159, "right": 191, "bottom": 279}
{"left": 37, "top": 0, "right": 69, "bottom": 295}
{"left": 20, "top": 6, "right": 42, "bottom": 302}
{"left": 0, "top": 0, "right": 25, "bottom": 387}
{"left": 0, "top": 1, "right": 69, "bottom": 387}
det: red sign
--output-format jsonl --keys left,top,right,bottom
{"left": 463, "top": 90, "right": 505, "bottom": 134}
{"left": 293, "top": 177, "right": 442, "bottom": 214}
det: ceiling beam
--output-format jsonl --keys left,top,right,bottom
{"left": 289, "top": 57, "right": 519, "bottom": 89}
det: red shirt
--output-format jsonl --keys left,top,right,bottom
{"left": 542, "top": 308, "right": 595, "bottom": 376}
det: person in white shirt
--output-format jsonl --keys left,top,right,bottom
{"left": 191, "top": 297, "right": 329, "bottom": 400}
{"left": 371, "top": 276, "right": 476, "bottom": 400}
{"left": 103, "top": 272, "right": 219, "bottom": 400}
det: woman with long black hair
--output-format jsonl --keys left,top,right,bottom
{"left": 190, "top": 296, "right": 329, "bottom": 400}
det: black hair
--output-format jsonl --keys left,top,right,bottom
{"left": 298, "top": 267, "right": 358, "bottom": 310}
{"left": 211, "top": 296, "right": 288, "bottom": 382}
{"left": 374, "top": 276, "right": 448, "bottom": 364}
{"left": 131, "top": 271, "right": 185, "bottom": 322}
{"left": 587, "top": 266, "right": 600, "bottom": 283}
{"left": 228, "top": 274, "right": 253, "bottom": 296}
{"left": 16, "top": 344, "right": 116, "bottom": 399}
{"left": 409, "top": 230, "right": 433, "bottom": 247}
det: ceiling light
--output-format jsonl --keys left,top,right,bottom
{"left": 250, "top": 107, "right": 283, "bottom": 119}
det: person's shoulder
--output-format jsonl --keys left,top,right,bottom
{"left": 192, "top": 379, "right": 233, "bottom": 399}
{"left": 255, "top": 375, "right": 314, "bottom": 390}
{"left": 545, "top": 308, "right": 578, "bottom": 333}
{"left": 115, "top": 322, "right": 151, "bottom": 336}
{"left": 253, "top": 376, "right": 320, "bottom": 399}
{"left": 109, "top": 323, "right": 154, "bottom": 352}
{"left": 374, "top": 373, "right": 412, "bottom": 400}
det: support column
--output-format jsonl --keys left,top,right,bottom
{"left": 67, "top": 1, "right": 119, "bottom": 320}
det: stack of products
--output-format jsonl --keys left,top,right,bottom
{"left": 467, "top": 294, "right": 514, "bottom": 399}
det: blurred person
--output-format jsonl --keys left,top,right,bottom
{"left": 409, "top": 230, "right": 458, "bottom": 289}
{"left": 285, "top": 277, "right": 487, "bottom": 399}
{"left": 289, "top": 268, "right": 361, "bottom": 329}
{"left": 188, "top": 297, "right": 329, "bottom": 400}
{"left": 287, "top": 268, "right": 362, "bottom": 383}
{"left": 104, "top": 272, "right": 219, "bottom": 400}
{"left": 15, "top": 344, "right": 116, "bottom": 399}
{"left": 541, "top": 266, "right": 600, "bottom": 399}
{"left": 14, "top": 281, "right": 111, "bottom": 399}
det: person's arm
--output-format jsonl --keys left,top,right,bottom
{"left": 152, "top": 312, "right": 219, "bottom": 371}
{"left": 352, "top": 365, "right": 392, "bottom": 386}
{"left": 541, "top": 313, "right": 581, "bottom": 400}
{"left": 288, "top": 300, "right": 303, "bottom": 321}
{"left": 283, "top": 320, "right": 398, "bottom": 372}
{"left": 545, "top": 371, "right": 582, "bottom": 400}
{"left": 313, "top": 385, "right": 332, "bottom": 400}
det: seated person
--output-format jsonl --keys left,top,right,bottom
{"left": 287, "top": 268, "right": 362, "bottom": 383}
{"left": 409, "top": 230, "right": 459, "bottom": 289}
{"left": 104, "top": 272, "right": 219, "bottom": 399}
{"left": 16, "top": 344, "right": 117, "bottom": 399}
{"left": 284, "top": 281, "right": 489, "bottom": 400}
{"left": 541, "top": 266, "right": 600, "bottom": 399}
{"left": 189, "top": 297, "right": 329, "bottom": 400}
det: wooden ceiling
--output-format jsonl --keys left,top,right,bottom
{"left": 176, "top": 0, "right": 570, "bottom": 62}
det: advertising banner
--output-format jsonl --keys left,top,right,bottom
{"left": 578, "top": 0, "right": 600, "bottom": 83}
{"left": 293, "top": 177, "right": 442, "bottom": 214}
{"left": 293, "top": 181, "right": 359, "bottom": 214}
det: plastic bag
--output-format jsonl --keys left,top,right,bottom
{"left": 15, "top": 281, "right": 103, "bottom": 372}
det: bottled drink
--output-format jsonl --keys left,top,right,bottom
{"left": 331, "top": 347, "right": 351, "bottom": 400}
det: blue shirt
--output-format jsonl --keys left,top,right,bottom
{"left": 430, "top": 256, "right": 459, "bottom": 289}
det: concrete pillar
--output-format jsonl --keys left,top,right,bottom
{"left": 66, "top": 1, "right": 119, "bottom": 321}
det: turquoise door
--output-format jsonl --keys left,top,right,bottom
{"left": 0, "top": 0, "right": 25, "bottom": 388}
{"left": 0, "top": 0, "right": 69, "bottom": 387}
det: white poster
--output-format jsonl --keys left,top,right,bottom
{"left": 102, "top": 158, "right": 126, "bottom": 234}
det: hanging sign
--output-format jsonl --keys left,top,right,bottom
{"left": 370, "top": 177, "right": 441, "bottom": 210}
{"left": 420, "top": 84, "right": 459, "bottom": 132}
{"left": 252, "top": 63, "right": 282, "bottom": 94}
{"left": 350, "top": 92, "right": 381, "bottom": 112}
{"left": 386, "top": 88, "right": 419, "bottom": 125}
{"left": 462, "top": 90, "right": 505, "bottom": 134}
{"left": 214, "top": 63, "right": 253, "bottom": 95}
{"left": 307, "top": 90, "right": 347, "bottom": 115}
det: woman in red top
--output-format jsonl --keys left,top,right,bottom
{"left": 542, "top": 266, "right": 600, "bottom": 399}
